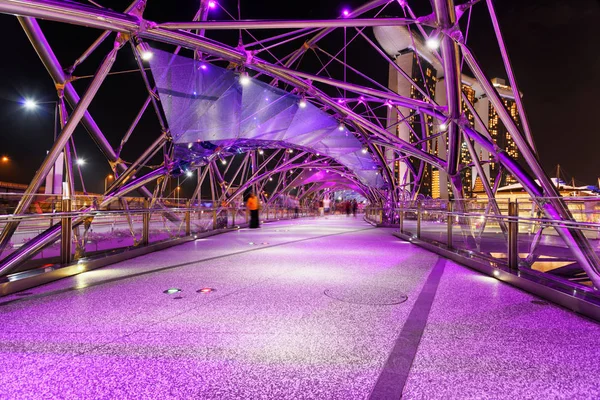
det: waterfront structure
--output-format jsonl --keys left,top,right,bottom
{"left": 375, "top": 27, "right": 525, "bottom": 199}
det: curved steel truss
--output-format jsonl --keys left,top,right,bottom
{"left": 0, "top": 0, "right": 599, "bottom": 288}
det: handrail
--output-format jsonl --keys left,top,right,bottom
{"left": 365, "top": 201, "right": 600, "bottom": 292}
{"left": 0, "top": 203, "right": 316, "bottom": 278}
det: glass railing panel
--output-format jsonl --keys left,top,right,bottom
{"left": 419, "top": 209, "right": 448, "bottom": 246}
{"left": 451, "top": 214, "right": 508, "bottom": 260}
{"left": 72, "top": 211, "right": 143, "bottom": 259}
{"left": 518, "top": 220, "right": 593, "bottom": 288}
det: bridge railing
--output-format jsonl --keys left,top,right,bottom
{"left": 0, "top": 193, "right": 316, "bottom": 287}
{"left": 365, "top": 198, "right": 600, "bottom": 297}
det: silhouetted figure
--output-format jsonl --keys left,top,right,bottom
{"left": 352, "top": 199, "right": 358, "bottom": 217}
{"left": 247, "top": 193, "right": 260, "bottom": 228}
{"left": 345, "top": 200, "right": 351, "bottom": 217}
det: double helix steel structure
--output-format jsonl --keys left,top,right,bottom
{"left": 1, "top": 0, "right": 599, "bottom": 296}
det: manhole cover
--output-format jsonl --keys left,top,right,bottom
{"left": 324, "top": 286, "right": 408, "bottom": 305}
{"left": 531, "top": 300, "right": 549, "bottom": 306}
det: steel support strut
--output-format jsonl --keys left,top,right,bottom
{"left": 433, "top": 0, "right": 461, "bottom": 182}
{"left": 0, "top": 39, "right": 121, "bottom": 253}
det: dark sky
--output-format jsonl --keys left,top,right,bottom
{"left": 0, "top": 0, "right": 598, "bottom": 194}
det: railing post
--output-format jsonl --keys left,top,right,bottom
{"left": 185, "top": 200, "right": 191, "bottom": 236}
{"left": 416, "top": 201, "right": 422, "bottom": 239}
{"left": 232, "top": 207, "right": 236, "bottom": 226}
{"left": 142, "top": 199, "right": 150, "bottom": 246}
{"left": 399, "top": 204, "right": 404, "bottom": 233}
{"left": 60, "top": 197, "right": 72, "bottom": 265}
{"left": 447, "top": 200, "right": 453, "bottom": 248}
{"left": 212, "top": 209, "right": 217, "bottom": 230}
{"left": 508, "top": 201, "right": 519, "bottom": 270}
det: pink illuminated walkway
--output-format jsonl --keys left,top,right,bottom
{"left": 0, "top": 216, "right": 599, "bottom": 399}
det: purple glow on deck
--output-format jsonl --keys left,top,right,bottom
{"left": 0, "top": 219, "right": 598, "bottom": 398}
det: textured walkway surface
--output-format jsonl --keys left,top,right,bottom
{"left": 0, "top": 217, "right": 599, "bottom": 399}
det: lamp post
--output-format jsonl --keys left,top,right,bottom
{"left": 104, "top": 174, "right": 114, "bottom": 192}
{"left": 23, "top": 99, "right": 61, "bottom": 195}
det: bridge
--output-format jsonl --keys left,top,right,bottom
{"left": 0, "top": 0, "right": 599, "bottom": 398}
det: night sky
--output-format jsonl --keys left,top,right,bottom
{"left": 0, "top": 0, "right": 598, "bottom": 194}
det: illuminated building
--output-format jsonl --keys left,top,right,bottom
{"left": 375, "top": 26, "right": 525, "bottom": 198}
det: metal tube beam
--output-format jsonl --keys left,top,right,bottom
{"left": 433, "top": 0, "right": 461, "bottom": 177}
{"left": 0, "top": 167, "right": 166, "bottom": 276}
{"left": 485, "top": 0, "right": 536, "bottom": 153}
{"left": 0, "top": 43, "right": 119, "bottom": 252}
{"left": 18, "top": 16, "right": 157, "bottom": 200}
{"left": 157, "top": 18, "right": 416, "bottom": 31}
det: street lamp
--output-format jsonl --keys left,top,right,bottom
{"left": 1, "top": 156, "right": 8, "bottom": 163}
{"left": 23, "top": 98, "right": 61, "bottom": 195}
{"left": 104, "top": 174, "right": 114, "bottom": 192}
{"left": 22, "top": 98, "right": 59, "bottom": 140}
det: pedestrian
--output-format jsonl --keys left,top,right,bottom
{"left": 323, "top": 196, "right": 331, "bottom": 216}
{"left": 247, "top": 193, "right": 260, "bottom": 228}
{"left": 345, "top": 200, "right": 351, "bottom": 217}
{"left": 318, "top": 199, "right": 324, "bottom": 217}
{"left": 294, "top": 197, "right": 299, "bottom": 219}
{"left": 352, "top": 199, "right": 358, "bottom": 217}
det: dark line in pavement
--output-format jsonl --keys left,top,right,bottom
{"left": 369, "top": 257, "right": 446, "bottom": 400}
{"left": 0, "top": 224, "right": 375, "bottom": 307}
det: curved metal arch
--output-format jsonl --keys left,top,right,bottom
{"left": 0, "top": 0, "right": 598, "bottom": 288}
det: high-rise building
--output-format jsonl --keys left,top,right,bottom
{"left": 374, "top": 26, "right": 525, "bottom": 198}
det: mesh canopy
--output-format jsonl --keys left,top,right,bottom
{"left": 149, "top": 49, "right": 384, "bottom": 188}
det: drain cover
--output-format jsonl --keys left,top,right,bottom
{"left": 324, "top": 286, "right": 408, "bottom": 305}
{"left": 531, "top": 300, "right": 549, "bottom": 306}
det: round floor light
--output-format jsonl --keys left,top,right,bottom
{"left": 197, "top": 287, "right": 216, "bottom": 294}
{"left": 163, "top": 288, "right": 182, "bottom": 294}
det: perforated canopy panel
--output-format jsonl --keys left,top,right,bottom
{"left": 148, "top": 49, "right": 384, "bottom": 188}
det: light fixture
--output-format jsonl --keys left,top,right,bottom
{"left": 188, "top": 143, "right": 193, "bottom": 149}
{"left": 136, "top": 41, "right": 153, "bottom": 61}
{"left": 362, "top": 147, "right": 368, "bottom": 154}
{"left": 208, "top": 1, "right": 216, "bottom": 9}
{"left": 440, "top": 123, "right": 448, "bottom": 131}
{"left": 186, "top": 170, "right": 193, "bottom": 177}
{"left": 200, "top": 64, "right": 207, "bottom": 70}
{"left": 23, "top": 99, "right": 37, "bottom": 110}
{"left": 76, "top": 158, "right": 85, "bottom": 166}
{"left": 288, "top": 149, "right": 294, "bottom": 153}
{"left": 258, "top": 148, "right": 264, "bottom": 155}
{"left": 426, "top": 38, "right": 440, "bottom": 50}
{"left": 239, "top": 71, "right": 250, "bottom": 86}
{"left": 269, "top": 177, "right": 273, "bottom": 181}
{"left": 1, "top": 156, "right": 8, "bottom": 162}
{"left": 342, "top": 8, "right": 350, "bottom": 17}
{"left": 338, "top": 123, "right": 345, "bottom": 131}
{"left": 299, "top": 99, "right": 307, "bottom": 108}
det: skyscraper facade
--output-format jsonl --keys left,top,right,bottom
{"left": 375, "top": 26, "right": 525, "bottom": 199}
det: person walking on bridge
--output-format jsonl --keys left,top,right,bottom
{"left": 247, "top": 193, "right": 260, "bottom": 229}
